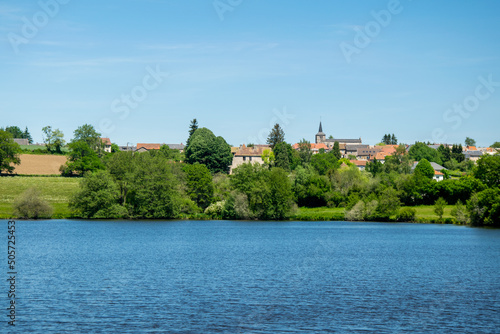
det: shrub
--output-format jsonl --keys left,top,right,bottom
{"left": 396, "top": 207, "right": 417, "bottom": 222}
{"left": 13, "top": 187, "right": 53, "bottom": 219}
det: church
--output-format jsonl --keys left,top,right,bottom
{"left": 315, "top": 122, "right": 363, "bottom": 148}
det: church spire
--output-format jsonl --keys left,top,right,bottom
{"left": 318, "top": 121, "right": 323, "bottom": 133}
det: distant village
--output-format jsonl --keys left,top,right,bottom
{"left": 12, "top": 121, "right": 499, "bottom": 179}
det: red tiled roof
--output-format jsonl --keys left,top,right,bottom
{"left": 235, "top": 144, "right": 271, "bottom": 157}
{"left": 136, "top": 143, "right": 162, "bottom": 150}
{"left": 101, "top": 138, "right": 112, "bottom": 145}
{"left": 350, "top": 160, "right": 367, "bottom": 166}
{"left": 434, "top": 170, "right": 444, "bottom": 175}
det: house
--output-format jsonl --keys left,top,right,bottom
{"left": 119, "top": 145, "right": 136, "bottom": 152}
{"left": 350, "top": 160, "right": 367, "bottom": 171}
{"left": 464, "top": 150, "right": 483, "bottom": 162}
{"left": 346, "top": 144, "right": 368, "bottom": 158}
{"left": 357, "top": 147, "right": 380, "bottom": 160}
{"left": 101, "top": 138, "right": 112, "bottom": 153}
{"left": 229, "top": 144, "right": 270, "bottom": 174}
{"left": 13, "top": 138, "right": 29, "bottom": 146}
{"left": 412, "top": 161, "right": 447, "bottom": 181}
{"left": 433, "top": 170, "right": 444, "bottom": 182}
{"left": 292, "top": 142, "right": 329, "bottom": 154}
{"left": 136, "top": 143, "right": 186, "bottom": 153}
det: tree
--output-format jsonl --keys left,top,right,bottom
{"left": 474, "top": 154, "right": 500, "bottom": 188}
{"left": 414, "top": 159, "right": 434, "bottom": 179}
{"left": 61, "top": 141, "right": 104, "bottom": 176}
{"left": 0, "top": 130, "right": 20, "bottom": 174}
{"left": 72, "top": 124, "right": 102, "bottom": 153}
{"left": 273, "top": 142, "right": 291, "bottom": 171}
{"left": 106, "top": 151, "right": 135, "bottom": 205}
{"left": 184, "top": 128, "right": 232, "bottom": 174}
{"left": 266, "top": 123, "right": 285, "bottom": 149}
{"left": 434, "top": 197, "right": 447, "bottom": 221}
{"left": 451, "top": 144, "right": 465, "bottom": 163}
{"left": 366, "top": 158, "right": 383, "bottom": 176}
{"left": 451, "top": 200, "right": 468, "bottom": 225}
{"left": 437, "top": 145, "right": 451, "bottom": 164}
{"left": 186, "top": 118, "right": 198, "bottom": 147}
{"left": 70, "top": 170, "right": 127, "bottom": 218}
{"left": 42, "top": 126, "right": 65, "bottom": 153}
{"left": 4, "top": 126, "right": 23, "bottom": 138}
{"left": 382, "top": 133, "right": 397, "bottom": 145}
{"left": 490, "top": 142, "right": 500, "bottom": 148}
{"left": 332, "top": 141, "right": 341, "bottom": 160}
{"left": 23, "top": 127, "right": 33, "bottom": 144}
{"left": 13, "top": 187, "right": 53, "bottom": 219}
{"left": 311, "top": 152, "right": 338, "bottom": 175}
{"left": 183, "top": 164, "right": 214, "bottom": 210}
{"left": 465, "top": 137, "right": 476, "bottom": 147}
{"left": 409, "top": 142, "right": 442, "bottom": 164}
{"left": 298, "top": 139, "right": 312, "bottom": 164}
{"left": 467, "top": 189, "right": 500, "bottom": 227}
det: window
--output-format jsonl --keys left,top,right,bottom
{"left": 243, "top": 157, "right": 246, "bottom": 161}
{"left": 249, "top": 157, "right": 252, "bottom": 161}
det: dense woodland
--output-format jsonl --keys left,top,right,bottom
{"left": 0, "top": 122, "right": 499, "bottom": 226}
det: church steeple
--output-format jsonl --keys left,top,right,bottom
{"left": 315, "top": 121, "right": 326, "bottom": 144}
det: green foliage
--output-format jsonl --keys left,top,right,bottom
{"left": 61, "top": 141, "right": 105, "bottom": 176}
{"left": 298, "top": 139, "right": 312, "bottom": 164}
{"left": 451, "top": 144, "right": 465, "bottom": 163}
{"left": 111, "top": 143, "right": 120, "bottom": 153}
{"left": 184, "top": 128, "right": 232, "bottom": 174}
{"left": 467, "top": 188, "right": 500, "bottom": 227}
{"left": 310, "top": 152, "right": 337, "bottom": 175}
{"left": 465, "top": 137, "right": 476, "bottom": 147}
{"left": 474, "top": 154, "right": 500, "bottom": 188}
{"left": 490, "top": 142, "right": 500, "bottom": 148}
{"left": 376, "top": 187, "right": 401, "bottom": 219}
{"left": 433, "top": 176, "right": 486, "bottom": 204}
{"left": 230, "top": 163, "right": 293, "bottom": 220}
{"left": 366, "top": 158, "right": 383, "bottom": 176}
{"left": 396, "top": 207, "right": 417, "bottom": 222}
{"left": 434, "top": 197, "right": 447, "bottom": 220}
{"left": 204, "top": 200, "right": 225, "bottom": 219}
{"left": 4, "top": 126, "right": 24, "bottom": 139}
{"left": 0, "top": 130, "right": 21, "bottom": 174}
{"left": 332, "top": 141, "right": 341, "bottom": 160}
{"left": 382, "top": 133, "right": 397, "bottom": 145}
{"left": 13, "top": 187, "right": 53, "bottom": 219}
{"left": 266, "top": 123, "right": 285, "bottom": 149}
{"left": 105, "top": 151, "right": 135, "bottom": 205}
{"left": 183, "top": 163, "right": 214, "bottom": 210}
{"left": 186, "top": 118, "right": 198, "bottom": 147}
{"left": 451, "top": 200, "right": 468, "bottom": 225}
{"left": 293, "top": 165, "right": 330, "bottom": 207}
{"left": 149, "top": 144, "right": 182, "bottom": 162}
{"left": 127, "top": 154, "right": 192, "bottom": 218}
{"left": 70, "top": 170, "right": 126, "bottom": 219}
{"left": 274, "top": 142, "right": 291, "bottom": 171}
{"left": 409, "top": 142, "right": 442, "bottom": 164}
{"left": 414, "top": 159, "right": 434, "bottom": 179}
{"left": 384, "top": 145, "right": 412, "bottom": 174}
{"left": 72, "top": 124, "right": 102, "bottom": 154}
{"left": 42, "top": 126, "right": 65, "bottom": 153}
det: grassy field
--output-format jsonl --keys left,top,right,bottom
{"left": 293, "top": 205, "right": 456, "bottom": 223}
{"left": 0, "top": 176, "right": 80, "bottom": 219}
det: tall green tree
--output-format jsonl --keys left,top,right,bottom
{"left": 186, "top": 118, "right": 198, "bottom": 147}
{"left": 0, "top": 130, "right": 20, "bottom": 174}
{"left": 72, "top": 124, "right": 102, "bottom": 153}
{"left": 23, "top": 127, "right": 33, "bottom": 144}
{"left": 274, "top": 142, "right": 291, "bottom": 171}
{"left": 184, "top": 127, "right": 232, "bottom": 174}
{"left": 4, "top": 126, "right": 23, "bottom": 138}
{"left": 465, "top": 137, "right": 476, "bottom": 147}
{"left": 42, "top": 126, "right": 65, "bottom": 153}
{"left": 70, "top": 170, "right": 127, "bottom": 218}
{"left": 414, "top": 158, "right": 434, "bottom": 179}
{"left": 451, "top": 144, "right": 465, "bottom": 163}
{"left": 409, "top": 142, "right": 442, "bottom": 164}
{"left": 434, "top": 197, "right": 447, "bottom": 221}
{"left": 332, "top": 141, "right": 341, "bottom": 160}
{"left": 490, "top": 142, "right": 500, "bottom": 148}
{"left": 183, "top": 163, "right": 214, "bottom": 210}
{"left": 266, "top": 123, "right": 285, "bottom": 149}
{"left": 298, "top": 139, "right": 312, "bottom": 164}
{"left": 474, "top": 154, "right": 500, "bottom": 188}
{"left": 61, "top": 141, "right": 104, "bottom": 176}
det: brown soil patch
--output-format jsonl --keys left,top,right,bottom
{"left": 12, "top": 154, "right": 68, "bottom": 175}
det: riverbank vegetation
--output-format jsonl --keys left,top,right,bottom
{"left": 0, "top": 122, "right": 499, "bottom": 226}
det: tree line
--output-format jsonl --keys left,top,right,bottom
{"left": 0, "top": 122, "right": 499, "bottom": 226}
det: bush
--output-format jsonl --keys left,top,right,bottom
{"left": 13, "top": 187, "right": 53, "bottom": 219}
{"left": 204, "top": 201, "right": 225, "bottom": 219}
{"left": 396, "top": 207, "right": 417, "bottom": 222}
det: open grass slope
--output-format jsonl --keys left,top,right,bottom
{"left": 0, "top": 176, "right": 80, "bottom": 219}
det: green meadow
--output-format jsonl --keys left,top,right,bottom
{"left": 0, "top": 176, "right": 80, "bottom": 219}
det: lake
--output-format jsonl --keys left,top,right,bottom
{"left": 3, "top": 220, "right": 500, "bottom": 333}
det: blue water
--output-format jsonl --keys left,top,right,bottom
{"left": 2, "top": 220, "right": 499, "bottom": 333}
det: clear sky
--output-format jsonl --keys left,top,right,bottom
{"left": 1, "top": 0, "right": 499, "bottom": 147}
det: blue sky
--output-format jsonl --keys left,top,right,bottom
{"left": 1, "top": 0, "right": 499, "bottom": 147}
